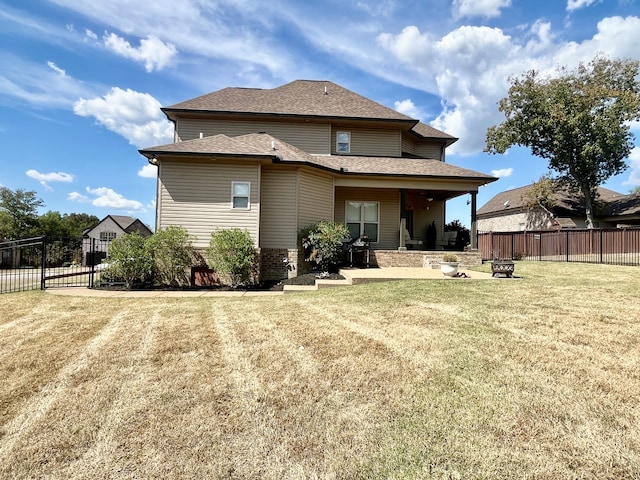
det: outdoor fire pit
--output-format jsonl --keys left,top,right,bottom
{"left": 491, "top": 260, "right": 515, "bottom": 277}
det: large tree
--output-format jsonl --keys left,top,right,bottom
{"left": 0, "top": 187, "right": 44, "bottom": 239}
{"left": 486, "top": 55, "right": 640, "bottom": 228}
{"left": 38, "top": 211, "right": 100, "bottom": 239}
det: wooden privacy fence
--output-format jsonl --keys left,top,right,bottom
{"left": 478, "top": 229, "right": 640, "bottom": 266}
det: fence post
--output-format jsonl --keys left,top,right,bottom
{"left": 600, "top": 229, "right": 603, "bottom": 264}
{"left": 40, "top": 237, "right": 46, "bottom": 290}
{"left": 89, "top": 238, "right": 95, "bottom": 288}
{"left": 511, "top": 233, "right": 515, "bottom": 260}
{"left": 566, "top": 230, "right": 569, "bottom": 263}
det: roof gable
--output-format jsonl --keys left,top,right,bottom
{"left": 86, "top": 215, "right": 152, "bottom": 236}
{"left": 163, "top": 80, "right": 455, "bottom": 144}
{"left": 164, "top": 80, "right": 415, "bottom": 123}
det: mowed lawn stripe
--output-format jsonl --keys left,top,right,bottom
{"left": 0, "top": 307, "right": 133, "bottom": 472}
{"left": 0, "top": 262, "right": 639, "bottom": 478}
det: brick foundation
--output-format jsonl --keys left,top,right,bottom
{"left": 260, "top": 248, "right": 300, "bottom": 281}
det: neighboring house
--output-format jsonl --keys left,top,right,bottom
{"left": 600, "top": 192, "right": 640, "bottom": 227}
{"left": 82, "top": 215, "right": 152, "bottom": 265}
{"left": 478, "top": 184, "right": 638, "bottom": 232}
{"left": 139, "top": 80, "right": 497, "bottom": 280}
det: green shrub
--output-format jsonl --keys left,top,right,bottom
{"left": 300, "top": 220, "right": 350, "bottom": 272}
{"left": 147, "top": 226, "right": 196, "bottom": 287}
{"left": 206, "top": 228, "right": 257, "bottom": 287}
{"left": 106, "top": 232, "right": 154, "bottom": 289}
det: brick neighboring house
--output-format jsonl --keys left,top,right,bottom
{"left": 478, "top": 184, "right": 639, "bottom": 232}
{"left": 82, "top": 215, "right": 152, "bottom": 266}
{"left": 139, "top": 80, "right": 498, "bottom": 280}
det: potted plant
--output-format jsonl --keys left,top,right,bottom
{"left": 440, "top": 253, "right": 460, "bottom": 277}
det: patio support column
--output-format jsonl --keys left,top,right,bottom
{"left": 399, "top": 189, "right": 407, "bottom": 250}
{"left": 470, "top": 191, "right": 478, "bottom": 249}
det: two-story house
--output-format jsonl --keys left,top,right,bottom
{"left": 139, "top": 80, "right": 497, "bottom": 280}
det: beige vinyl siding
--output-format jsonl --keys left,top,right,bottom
{"left": 415, "top": 143, "right": 443, "bottom": 160}
{"left": 402, "top": 135, "right": 415, "bottom": 155}
{"left": 158, "top": 159, "right": 260, "bottom": 247}
{"left": 260, "top": 166, "right": 297, "bottom": 248}
{"left": 297, "top": 168, "right": 334, "bottom": 229}
{"left": 331, "top": 127, "right": 401, "bottom": 157}
{"left": 177, "top": 118, "right": 330, "bottom": 154}
{"left": 411, "top": 202, "right": 445, "bottom": 243}
{"left": 334, "top": 187, "right": 400, "bottom": 249}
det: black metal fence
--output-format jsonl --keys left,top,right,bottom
{"left": 478, "top": 229, "right": 640, "bottom": 266}
{"left": 0, "top": 237, "right": 111, "bottom": 294}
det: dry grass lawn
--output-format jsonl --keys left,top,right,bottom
{"left": 0, "top": 261, "right": 639, "bottom": 479}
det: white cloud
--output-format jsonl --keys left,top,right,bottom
{"left": 378, "top": 15, "right": 640, "bottom": 156}
{"left": 68, "top": 191, "right": 90, "bottom": 203}
{"left": 453, "top": 0, "right": 512, "bottom": 19}
{"left": 73, "top": 87, "right": 173, "bottom": 147}
{"left": 566, "top": 0, "right": 601, "bottom": 12}
{"left": 622, "top": 147, "right": 640, "bottom": 187}
{"left": 70, "top": 186, "right": 145, "bottom": 211}
{"left": 103, "top": 33, "right": 177, "bottom": 72}
{"left": 26, "top": 169, "right": 74, "bottom": 190}
{"left": 394, "top": 99, "right": 425, "bottom": 119}
{"left": 85, "top": 29, "right": 98, "bottom": 40}
{"left": 138, "top": 163, "right": 157, "bottom": 178}
{"left": 491, "top": 168, "right": 514, "bottom": 178}
{"left": 47, "top": 61, "right": 67, "bottom": 77}
{"left": 0, "top": 54, "right": 96, "bottom": 109}
{"left": 26, "top": 169, "right": 74, "bottom": 183}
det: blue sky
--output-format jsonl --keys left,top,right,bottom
{"left": 1, "top": 0, "right": 639, "bottom": 229}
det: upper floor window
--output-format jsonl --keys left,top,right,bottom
{"left": 336, "top": 131, "right": 351, "bottom": 153}
{"left": 232, "top": 181, "right": 250, "bottom": 209}
{"left": 100, "top": 231, "right": 117, "bottom": 242}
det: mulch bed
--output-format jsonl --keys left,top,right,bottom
{"left": 95, "top": 272, "right": 345, "bottom": 292}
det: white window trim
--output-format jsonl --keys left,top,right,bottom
{"left": 231, "top": 181, "right": 251, "bottom": 210}
{"left": 336, "top": 131, "right": 351, "bottom": 154}
{"left": 100, "top": 231, "right": 117, "bottom": 242}
{"left": 345, "top": 200, "right": 379, "bottom": 243}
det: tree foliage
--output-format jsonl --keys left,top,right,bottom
{"left": 486, "top": 55, "right": 640, "bottom": 228}
{"left": 300, "top": 220, "right": 351, "bottom": 272}
{"left": 0, "top": 187, "right": 44, "bottom": 239}
{"left": 147, "top": 226, "right": 196, "bottom": 287}
{"left": 37, "top": 211, "right": 97, "bottom": 239}
{"left": 521, "top": 175, "right": 559, "bottom": 213}
{"left": 207, "top": 228, "right": 257, "bottom": 287}
{"left": 106, "top": 232, "right": 154, "bottom": 289}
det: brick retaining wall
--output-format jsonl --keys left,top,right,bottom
{"left": 370, "top": 250, "right": 482, "bottom": 269}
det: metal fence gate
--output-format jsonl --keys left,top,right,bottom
{"left": 0, "top": 237, "right": 110, "bottom": 294}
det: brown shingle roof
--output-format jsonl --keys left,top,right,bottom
{"left": 164, "top": 80, "right": 414, "bottom": 122}
{"left": 478, "top": 184, "right": 626, "bottom": 217}
{"left": 307, "top": 155, "right": 494, "bottom": 180}
{"left": 140, "top": 133, "right": 494, "bottom": 182}
{"left": 163, "top": 80, "right": 455, "bottom": 143}
{"left": 410, "top": 121, "right": 457, "bottom": 144}
{"left": 602, "top": 193, "right": 640, "bottom": 217}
